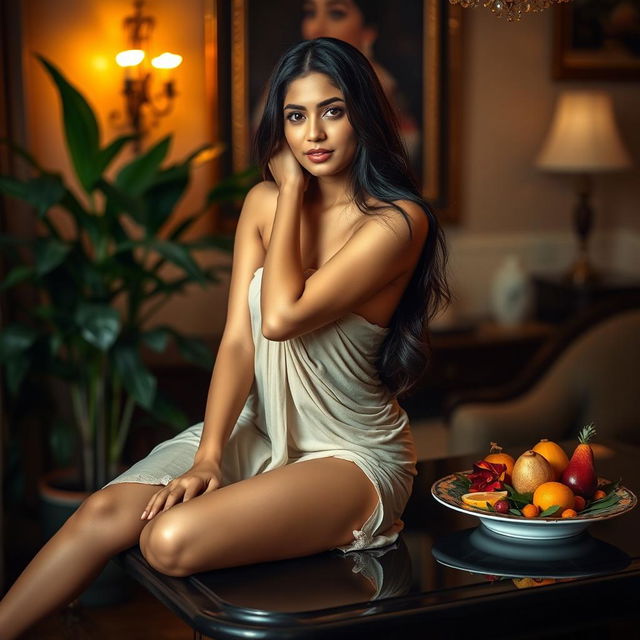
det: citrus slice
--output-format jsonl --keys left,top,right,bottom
{"left": 461, "top": 491, "right": 508, "bottom": 509}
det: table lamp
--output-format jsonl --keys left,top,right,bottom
{"left": 536, "top": 91, "right": 632, "bottom": 284}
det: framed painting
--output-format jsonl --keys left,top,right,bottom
{"left": 553, "top": 0, "right": 640, "bottom": 80}
{"left": 227, "top": 0, "right": 462, "bottom": 224}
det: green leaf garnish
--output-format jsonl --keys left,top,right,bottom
{"left": 503, "top": 484, "right": 533, "bottom": 506}
{"left": 538, "top": 505, "right": 561, "bottom": 517}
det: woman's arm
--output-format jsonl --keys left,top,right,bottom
{"left": 261, "top": 148, "right": 428, "bottom": 342}
{"left": 194, "top": 185, "right": 272, "bottom": 464}
{"left": 141, "top": 184, "right": 271, "bottom": 519}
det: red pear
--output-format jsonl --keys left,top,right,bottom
{"left": 561, "top": 424, "right": 598, "bottom": 498}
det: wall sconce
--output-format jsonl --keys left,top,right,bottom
{"left": 110, "top": 0, "right": 182, "bottom": 151}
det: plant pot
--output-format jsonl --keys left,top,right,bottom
{"left": 38, "top": 469, "right": 132, "bottom": 606}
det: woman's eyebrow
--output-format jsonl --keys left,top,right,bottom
{"left": 283, "top": 97, "right": 345, "bottom": 111}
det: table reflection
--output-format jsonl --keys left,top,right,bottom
{"left": 198, "top": 537, "right": 412, "bottom": 613}
{"left": 432, "top": 525, "right": 630, "bottom": 582}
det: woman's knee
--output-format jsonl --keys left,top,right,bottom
{"left": 139, "top": 512, "right": 195, "bottom": 577}
{"left": 68, "top": 486, "right": 140, "bottom": 547}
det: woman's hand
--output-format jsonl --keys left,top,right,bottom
{"left": 140, "top": 459, "right": 223, "bottom": 520}
{"left": 268, "top": 143, "right": 309, "bottom": 191}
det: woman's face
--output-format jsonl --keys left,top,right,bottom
{"left": 283, "top": 72, "right": 357, "bottom": 180}
{"left": 301, "top": 0, "right": 376, "bottom": 53}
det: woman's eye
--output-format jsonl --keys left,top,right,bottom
{"left": 286, "top": 112, "right": 304, "bottom": 123}
{"left": 329, "top": 10, "right": 347, "bottom": 20}
{"left": 324, "top": 107, "right": 344, "bottom": 118}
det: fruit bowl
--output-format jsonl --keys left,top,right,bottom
{"left": 431, "top": 472, "right": 637, "bottom": 540}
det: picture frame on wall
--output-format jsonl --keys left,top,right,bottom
{"left": 553, "top": 0, "right": 640, "bottom": 80}
{"left": 227, "top": 0, "right": 462, "bottom": 224}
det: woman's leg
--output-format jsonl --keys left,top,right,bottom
{"left": 139, "top": 457, "right": 379, "bottom": 575}
{"left": 0, "top": 482, "right": 158, "bottom": 640}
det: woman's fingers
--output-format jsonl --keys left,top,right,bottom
{"left": 161, "top": 486, "right": 186, "bottom": 513}
{"left": 141, "top": 487, "right": 167, "bottom": 520}
{"left": 139, "top": 473, "right": 222, "bottom": 520}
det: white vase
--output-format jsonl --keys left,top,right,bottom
{"left": 490, "top": 255, "right": 532, "bottom": 327}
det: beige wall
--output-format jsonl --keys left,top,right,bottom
{"left": 460, "top": 8, "right": 640, "bottom": 234}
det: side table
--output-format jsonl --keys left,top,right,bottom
{"left": 533, "top": 272, "right": 640, "bottom": 323}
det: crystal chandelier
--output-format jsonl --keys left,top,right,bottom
{"left": 449, "top": 0, "right": 571, "bottom": 22}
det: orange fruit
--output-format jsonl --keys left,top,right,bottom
{"left": 484, "top": 442, "right": 515, "bottom": 480}
{"left": 574, "top": 495, "right": 586, "bottom": 511}
{"left": 532, "top": 439, "right": 569, "bottom": 480}
{"left": 521, "top": 504, "right": 540, "bottom": 518}
{"left": 461, "top": 491, "right": 508, "bottom": 509}
{"left": 561, "top": 509, "right": 578, "bottom": 518}
{"left": 593, "top": 489, "right": 607, "bottom": 501}
{"left": 532, "top": 481, "right": 575, "bottom": 516}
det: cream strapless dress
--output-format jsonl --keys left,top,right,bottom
{"left": 108, "top": 267, "right": 417, "bottom": 552}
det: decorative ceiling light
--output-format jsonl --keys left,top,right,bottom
{"left": 448, "top": 0, "right": 572, "bottom": 22}
{"left": 111, "top": 0, "right": 183, "bottom": 151}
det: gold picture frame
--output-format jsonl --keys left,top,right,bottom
{"left": 228, "top": 0, "right": 462, "bottom": 224}
{"left": 553, "top": 1, "right": 640, "bottom": 81}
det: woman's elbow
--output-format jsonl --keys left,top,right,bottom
{"left": 261, "top": 315, "right": 291, "bottom": 341}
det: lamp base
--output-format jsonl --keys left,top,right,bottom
{"left": 566, "top": 252, "right": 598, "bottom": 286}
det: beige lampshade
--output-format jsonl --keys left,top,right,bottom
{"left": 536, "top": 91, "right": 632, "bottom": 173}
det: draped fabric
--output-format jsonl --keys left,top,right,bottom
{"left": 108, "top": 266, "right": 417, "bottom": 552}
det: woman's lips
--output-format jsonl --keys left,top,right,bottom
{"left": 305, "top": 150, "right": 333, "bottom": 163}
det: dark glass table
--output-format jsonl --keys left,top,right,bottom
{"left": 118, "top": 442, "right": 640, "bottom": 639}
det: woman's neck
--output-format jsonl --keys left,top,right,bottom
{"left": 307, "top": 173, "right": 353, "bottom": 211}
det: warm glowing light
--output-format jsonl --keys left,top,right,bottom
{"left": 151, "top": 52, "right": 183, "bottom": 70}
{"left": 115, "top": 49, "right": 145, "bottom": 67}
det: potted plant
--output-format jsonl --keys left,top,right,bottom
{"left": 0, "top": 56, "right": 253, "bottom": 601}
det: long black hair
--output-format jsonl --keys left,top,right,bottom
{"left": 254, "top": 37, "right": 449, "bottom": 398}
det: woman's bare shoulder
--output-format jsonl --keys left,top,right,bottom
{"left": 240, "top": 181, "right": 279, "bottom": 235}
{"left": 244, "top": 180, "right": 279, "bottom": 205}
{"left": 364, "top": 198, "right": 429, "bottom": 244}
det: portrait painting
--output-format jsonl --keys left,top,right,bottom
{"left": 553, "top": 0, "right": 640, "bottom": 80}
{"left": 226, "top": 0, "right": 462, "bottom": 223}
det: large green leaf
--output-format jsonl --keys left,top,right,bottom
{"left": 0, "top": 175, "right": 28, "bottom": 201}
{"left": 206, "top": 166, "right": 259, "bottom": 205}
{"left": 142, "top": 328, "right": 169, "bottom": 352}
{"left": 74, "top": 303, "right": 121, "bottom": 351}
{"left": 173, "top": 333, "right": 214, "bottom": 369}
{"left": 37, "top": 56, "right": 101, "bottom": 193}
{"left": 5, "top": 355, "right": 31, "bottom": 396}
{"left": 0, "top": 265, "right": 35, "bottom": 291}
{"left": 26, "top": 174, "right": 66, "bottom": 217}
{"left": 96, "top": 134, "right": 136, "bottom": 174}
{"left": 35, "top": 237, "right": 71, "bottom": 275}
{"left": 115, "top": 135, "right": 171, "bottom": 197}
{"left": 112, "top": 345, "right": 156, "bottom": 409}
{"left": 97, "top": 179, "right": 145, "bottom": 222}
{"left": 0, "top": 325, "right": 38, "bottom": 363}
{"left": 142, "top": 164, "right": 189, "bottom": 234}
{"left": 0, "top": 137, "right": 45, "bottom": 172}
{"left": 152, "top": 240, "right": 206, "bottom": 284}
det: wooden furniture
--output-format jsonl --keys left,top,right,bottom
{"left": 117, "top": 442, "right": 640, "bottom": 639}
{"left": 533, "top": 272, "right": 640, "bottom": 323}
{"left": 402, "top": 320, "right": 555, "bottom": 419}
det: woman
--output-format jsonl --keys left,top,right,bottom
{"left": 252, "top": 0, "right": 420, "bottom": 163}
{"left": 0, "top": 37, "right": 447, "bottom": 638}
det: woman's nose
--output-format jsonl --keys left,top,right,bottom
{"left": 306, "top": 117, "right": 326, "bottom": 142}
